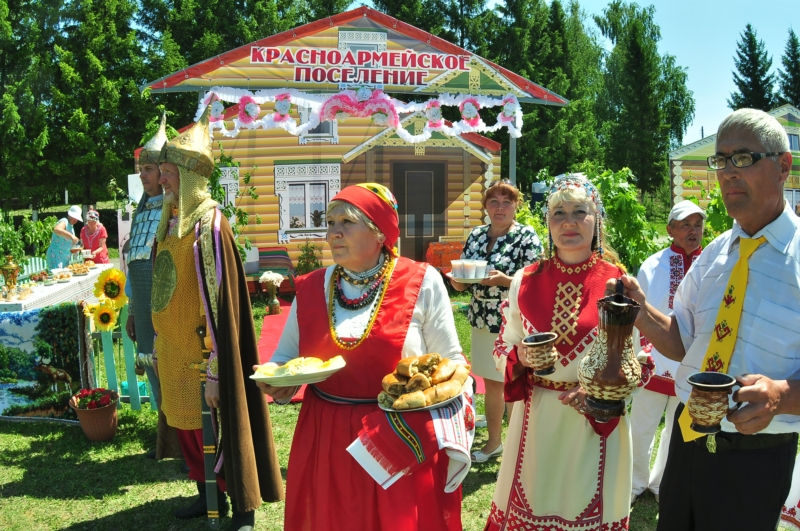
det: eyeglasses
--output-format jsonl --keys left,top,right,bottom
{"left": 707, "top": 152, "right": 784, "bottom": 170}
{"left": 488, "top": 179, "right": 512, "bottom": 188}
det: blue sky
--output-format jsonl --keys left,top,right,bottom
{"left": 525, "top": 0, "right": 799, "bottom": 145}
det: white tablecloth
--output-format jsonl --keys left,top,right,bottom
{"left": 0, "top": 264, "right": 112, "bottom": 312}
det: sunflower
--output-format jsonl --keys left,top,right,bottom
{"left": 83, "top": 303, "right": 99, "bottom": 317}
{"left": 95, "top": 268, "right": 128, "bottom": 308}
{"left": 94, "top": 303, "right": 118, "bottom": 332}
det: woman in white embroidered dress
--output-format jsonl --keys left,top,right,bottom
{"left": 486, "top": 175, "right": 633, "bottom": 531}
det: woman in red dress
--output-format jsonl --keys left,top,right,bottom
{"left": 79, "top": 210, "right": 109, "bottom": 263}
{"left": 255, "top": 183, "right": 467, "bottom": 531}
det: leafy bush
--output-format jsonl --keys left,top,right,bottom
{"left": 683, "top": 179, "right": 733, "bottom": 247}
{"left": 20, "top": 215, "right": 57, "bottom": 258}
{"left": 208, "top": 145, "right": 262, "bottom": 261}
{"left": 295, "top": 238, "right": 323, "bottom": 276}
{"left": 0, "top": 212, "right": 26, "bottom": 264}
{"left": 584, "top": 166, "right": 660, "bottom": 274}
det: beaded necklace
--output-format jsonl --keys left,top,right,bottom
{"left": 340, "top": 252, "right": 387, "bottom": 286}
{"left": 328, "top": 256, "right": 396, "bottom": 350}
{"left": 553, "top": 252, "right": 598, "bottom": 275}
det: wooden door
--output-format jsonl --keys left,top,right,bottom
{"left": 392, "top": 162, "right": 446, "bottom": 262}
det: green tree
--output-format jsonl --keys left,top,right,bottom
{"left": 728, "top": 24, "right": 777, "bottom": 111}
{"left": 372, "top": 0, "right": 452, "bottom": 39}
{"left": 778, "top": 28, "right": 800, "bottom": 107}
{"left": 0, "top": 0, "right": 59, "bottom": 207}
{"left": 138, "top": 0, "right": 301, "bottom": 127}
{"left": 46, "top": 0, "right": 146, "bottom": 205}
{"left": 595, "top": 1, "right": 694, "bottom": 194}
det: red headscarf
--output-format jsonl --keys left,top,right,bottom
{"left": 332, "top": 183, "right": 399, "bottom": 253}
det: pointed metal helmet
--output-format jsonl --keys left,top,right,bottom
{"left": 139, "top": 112, "right": 168, "bottom": 165}
{"left": 158, "top": 105, "right": 214, "bottom": 178}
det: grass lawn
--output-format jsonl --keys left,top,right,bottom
{"left": 0, "top": 292, "right": 674, "bottom": 530}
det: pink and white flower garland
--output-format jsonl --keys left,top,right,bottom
{"left": 459, "top": 97, "right": 481, "bottom": 127}
{"left": 319, "top": 88, "right": 399, "bottom": 128}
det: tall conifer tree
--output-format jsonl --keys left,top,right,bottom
{"left": 778, "top": 28, "right": 800, "bottom": 107}
{"left": 728, "top": 24, "right": 777, "bottom": 111}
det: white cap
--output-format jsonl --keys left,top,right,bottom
{"left": 67, "top": 205, "right": 83, "bottom": 222}
{"left": 668, "top": 200, "right": 706, "bottom": 224}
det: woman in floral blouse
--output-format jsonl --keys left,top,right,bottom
{"left": 450, "top": 179, "right": 541, "bottom": 462}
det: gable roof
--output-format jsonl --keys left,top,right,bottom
{"left": 342, "top": 112, "right": 499, "bottom": 163}
{"left": 670, "top": 104, "right": 800, "bottom": 159}
{"left": 142, "top": 6, "right": 567, "bottom": 107}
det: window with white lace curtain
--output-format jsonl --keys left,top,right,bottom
{"left": 275, "top": 163, "right": 340, "bottom": 243}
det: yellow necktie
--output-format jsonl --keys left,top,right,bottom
{"left": 679, "top": 236, "right": 767, "bottom": 443}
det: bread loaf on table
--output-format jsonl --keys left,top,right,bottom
{"left": 392, "top": 390, "right": 426, "bottom": 410}
{"left": 382, "top": 373, "right": 409, "bottom": 395}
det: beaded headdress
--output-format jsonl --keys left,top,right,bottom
{"left": 542, "top": 173, "right": 605, "bottom": 218}
{"left": 544, "top": 173, "right": 606, "bottom": 257}
{"left": 139, "top": 113, "right": 167, "bottom": 166}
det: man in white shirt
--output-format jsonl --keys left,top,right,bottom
{"left": 630, "top": 200, "right": 705, "bottom": 506}
{"left": 613, "top": 108, "right": 800, "bottom": 530}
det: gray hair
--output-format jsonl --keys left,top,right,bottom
{"left": 717, "top": 108, "right": 790, "bottom": 153}
{"left": 326, "top": 200, "right": 385, "bottom": 240}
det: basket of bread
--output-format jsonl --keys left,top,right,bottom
{"left": 378, "top": 353, "right": 471, "bottom": 411}
{"left": 251, "top": 355, "right": 346, "bottom": 387}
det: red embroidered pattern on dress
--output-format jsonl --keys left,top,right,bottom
{"left": 521, "top": 316, "right": 597, "bottom": 369}
{"left": 668, "top": 254, "right": 683, "bottom": 309}
{"left": 484, "top": 398, "right": 627, "bottom": 531}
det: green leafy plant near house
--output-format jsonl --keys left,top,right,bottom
{"left": 208, "top": 145, "right": 262, "bottom": 261}
{"left": 683, "top": 179, "right": 733, "bottom": 247}
{"left": 295, "top": 238, "right": 323, "bottom": 276}
{"left": 20, "top": 215, "right": 57, "bottom": 258}
{"left": 0, "top": 212, "right": 26, "bottom": 265}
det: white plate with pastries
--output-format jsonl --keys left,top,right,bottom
{"left": 377, "top": 353, "right": 472, "bottom": 412}
{"left": 250, "top": 356, "right": 346, "bottom": 387}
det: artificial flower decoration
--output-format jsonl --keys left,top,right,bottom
{"left": 425, "top": 100, "right": 443, "bottom": 127}
{"left": 238, "top": 95, "right": 261, "bottom": 125}
{"left": 94, "top": 268, "right": 128, "bottom": 308}
{"left": 499, "top": 95, "right": 519, "bottom": 123}
{"left": 94, "top": 303, "right": 118, "bottom": 332}
{"left": 336, "top": 111, "right": 350, "bottom": 122}
{"left": 74, "top": 387, "right": 118, "bottom": 410}
{"left": 204, "top": 92, "right": 226, "bottom": 123}
{"left": 459, "top": 97, "right": 481, "bottom": 127}
{"left": 356, "top": 86, "right": 374, "bottom": 102}
{"left": 274, "top": 93, "right": 292, "bottom": 122}
{"left": 371, "top": 112, "right": 389, "bottom": 126}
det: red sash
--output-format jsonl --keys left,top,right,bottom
{"left": 296, "top": 257, "right": 427, "bottom": 398}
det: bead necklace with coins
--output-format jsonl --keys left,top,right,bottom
{"left": 328, "top": 252, "right": 396, "bottom": 350}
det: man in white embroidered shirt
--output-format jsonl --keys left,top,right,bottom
{"left": 629, "top": 199, "right": 705, "bottom": 506}
{"left": 610, "top": 108, "right": 800, "bottom": 531}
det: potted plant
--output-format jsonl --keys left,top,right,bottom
{"left": 69, "top": 387, "right": 119, "bottom": 441}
